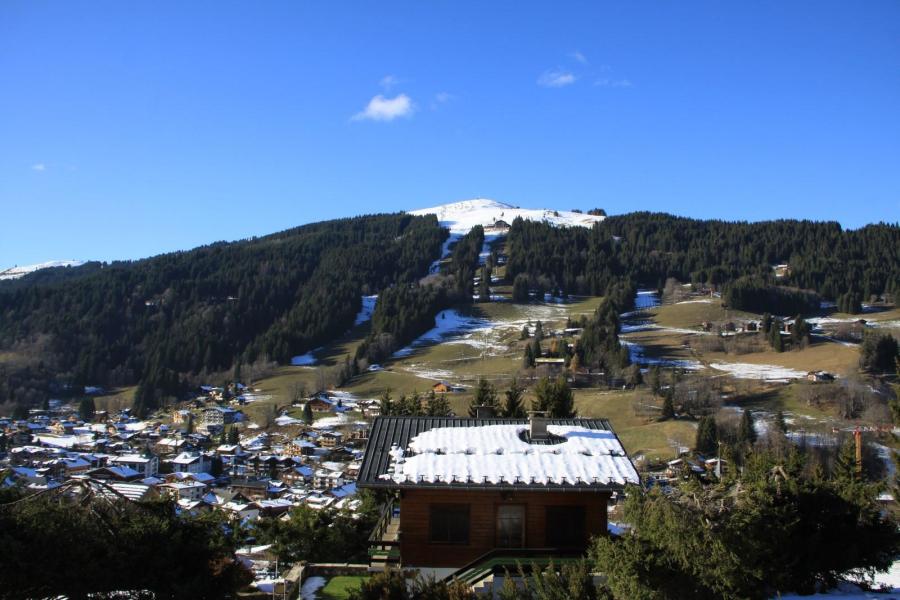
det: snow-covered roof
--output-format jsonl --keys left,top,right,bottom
{"left": 359, "top": 416, "right": 639, "bottom": 491}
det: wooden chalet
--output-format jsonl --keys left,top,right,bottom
{"left": 358, "top": 415, "right": 639, "bottom": 578}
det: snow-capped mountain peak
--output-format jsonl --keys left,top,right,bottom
{"left": 0, "top": 260, "right": 85, "bottom": 281}
{"left": 408, "top": 198, "right": 603, "bottom": 234}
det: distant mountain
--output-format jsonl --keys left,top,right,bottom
{"left": 409, "top": 198, "right": 603, "bottom": 233}
{"left": 0, "top": 260, "right": 85, "bottom": 281}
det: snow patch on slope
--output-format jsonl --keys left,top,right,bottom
{"left": 0, "top": 260, "right": 85, "bottom": 281}
{"left": 409, "top": 198, "right": 604, "bottom": 234}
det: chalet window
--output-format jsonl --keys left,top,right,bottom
{"left": 429, "top": 504, "right": 470, "bottom": 544}
{"left": 545, "top": 506, "right": 586, "bottom": 547}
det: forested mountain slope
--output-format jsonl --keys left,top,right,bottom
{"left": 0, "top": 213, "right": 445, "bottom": 412}
{"left": 506, "top": 213, "right": 900, "bottom": 302}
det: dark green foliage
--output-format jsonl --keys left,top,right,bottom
{"left": 426, "top": 390, "right": 452, "bottom": 417}
{"left": 774, "top": 410, "right": 788, "bottom": 434}
{"left": 348, "top": 570, "right": 476, "bottom": 600}
{"left": 838, "top": 291, "right": 863, "bottom": 314}
{"left": 0, "top": 213, "right": 444, "bottom": 408}
{"left": 227, "top": 425, "right": 239, "bottom": 445}
{"left": 695, "top": 415, "right": 718, "bottom": 455}
{"left": 502, "top": 378, "right": 526, "bottom": 418}
{"left": 443, "top": 226, "right": 485, "bottom": 302}
{"left": 360, "top": 284, "right": 448, "bottom": 363}
{"left": 591, "top": 451, "right": 900, "bottom": 599}
{"left": 0, "top": 494, "right": 252, "bottom": 599}
{"left": 523, "top": 343, "right": 535, "bottom": 369}
{"left": 505, "top": 214, "right": 899, "bottom": 302}
{"left": 738, "top": 409, "right": 757, "bottom": 445}
{"left": 512, "top": 274, "right": 530, "bottom": 302}
{"left": 573, "top": 285, "right": 633, "bottom": 374}
{"left": 724, "top": 278, "right": 820, "bottom": 315}
{"left": 532, "top": 376, "right": 575, "bottom": 418}
{"left": 661, "top": 390, "right": 675, "bottom": 420}
{"left": 791, "top": 315, "right": 811, "bottom": 349}
{"left": 254, "top": 493, "right": 379, "bottom": 564}
{"left": 859, "top": 333, "right": 899, "bottom": 374}
{"left": 469, "top": 378, "right": 498, "bottom": 416}
{"left": 78, "top": 396, "right": 96, "bottom": 422}
{"left": 301, "top": 401, "right": 314, "bottom": 424}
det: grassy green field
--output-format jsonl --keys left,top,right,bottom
{"left": 574, "top": 389, "right": 697, "bottom": 461}
{"left": 319, "top": 576, "right": 368, "bottom": 600}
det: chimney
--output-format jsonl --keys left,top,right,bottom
{"left": 475, "top": 405, "right": 496, "bottom": 419}
{"left": 529, "top": 411, "right": 549, "bottom": 441}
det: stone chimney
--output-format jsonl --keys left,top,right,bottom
{"left": 474, "top": 405, "right": 497, "bottom": 419}
{"left": 529, "top": 411, "right": 549, "bottom": 441}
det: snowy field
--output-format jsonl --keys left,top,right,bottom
{"left": 709, "top": 362, "right": 807, "bottom": 382}
{"left": 409, "top": 198, "right": 605, "bottom": 235}
{"left": 621, "top": 340, "right": 703, "bottom": 370}
{"left": 354, "top": 295, "right": 378, "bottom": 326}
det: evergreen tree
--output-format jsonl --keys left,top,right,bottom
{"left": 469, "top": 379, "right": 498, "bottom": 416}
{"left": 512, "top": 274, "right": 530, "bottom": 302}
{"left": 228, "top": 425, "right": 240, "bottom": 445}
{"left": 860, "top": 333, "right": 899, "bottom": 373}
{"left": 770, "top": 325, "right": 784, "bottom": 352}
{"left": 379, "top": 389, "right": 394, "bottom": 416}
{"left": 426, "top": 391, "right": 452, "bottom": 417}
{"left": 661, "top": 390, "right": 675, "bottom": 420}
{"left": 302, "top": 401, "right": 314, "bottom": 424}
{"left": 532, "top": 376, "right": 575, "bottom": 418}
{"left": 502, "top": 378, "right": 526, "bottom": 418}
{"left": 520, "top": 324, "right": 530, "bottom": 340}
{"left": 523, "top": 343, "right": 535, "bottom": 369}
{"left": 695, "top": 415, "right": 718, "bottom": 455}
{"left": 531, "top": 337, "right": 542, "bottom": 360}
{"left": 791, "top": 315, "right": 811, "bottom": 349}
{"left": 739, "top": 409, "right": 757, "bottom": 445}
{"left": 774, "top": 410, "right": 788, "bottom": 434}
{"left": 647, "top": 365, "right": 662, "bottom": 396}
{"left": 534, "top": 321, "right": 544, "bottom": 343}
{"left": 625, "top": 364, "right": 643, "bottom": 388}
{"left": 78, "top": 397, "right": 96, "bottom": 422}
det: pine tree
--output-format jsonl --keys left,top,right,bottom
{"left": 502, "top": 378, "right": 526, "bottom": 418}
{"left": 427, "top": 392, "right": 452, "bottom": 416}
{"left": 534, "top": 321, "right": 544, "bottom": 343}
{"left": 695, "top": 415, "right": 718, "bottom": 455}
{"left": 661, "top": 390, "right": 675, "bottom": 420}
{"left": 739, "top": 409, "right": 757, "bottom": 445}
{"left": 532, "top": 376, "right": 575, "bottom": 418}
{"left": 302, "top": 401, "right": 314, "bottom": 424}
{"left": 469, "top": 379, "right": 498, "bottom": 416}
{"left": 521, "top": 324, "right": 530, "bottom": 340}
{"left": 228, "top": 425, "right": 240, "bottom": 445}
{"left": 523, "top": 344, "right": 535, "bottom": 368}
{"left": 774, "top": 410, "right": 788, "bottom": 434}
{"left": 531, "top": 337, "right": 542, "bottom": 360}
{"left": 78, "top": 397, "right": 96, "bottom": 422}
{"left": 379, "top": 389, "right": 394, "bottom": 416}
{"left": 648, "top": 365, "right": 662, "bottom": 396}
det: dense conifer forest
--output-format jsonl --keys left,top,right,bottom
{"left": 506, "top": 214, "right": 900, "bottom": 303}
{"left": 0, "top": 214, "right": 445, "bottom": 412}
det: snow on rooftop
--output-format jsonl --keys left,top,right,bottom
{"left": 381, "top": 424, "right": 639, "bottom": 486}
{"left": 0, "top": 260, "right": 85, "bottom": 281}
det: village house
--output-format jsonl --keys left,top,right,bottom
{"left": 109, "top": 454, "right": 159, "bottom": 478}
{"left": 169, "top": 451, "right": 211, "bottom": 474}
{"left": 319, "top": 431, "right": 343, "bottom": 448}
{"left": 203, "top": 406, "right": 240, "bottom": 432}
{"left": 358, "top": 414, "right": 639, "bottom": 577}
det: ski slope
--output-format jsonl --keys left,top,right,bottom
{"left": 408, "top": 198, "right": 604, "bottom": 234}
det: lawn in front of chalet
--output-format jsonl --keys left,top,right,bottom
{"left": 318, "top": 575, "right": 368, "bottom": 600}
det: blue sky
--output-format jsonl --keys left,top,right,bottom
{"left": 2, "top": 1, "right": 899, "bottom": 266}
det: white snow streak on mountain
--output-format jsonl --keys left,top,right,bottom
{"left": 0, "top": 260, "right": 85, "bottom": 281}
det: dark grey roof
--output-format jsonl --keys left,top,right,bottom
{"left": 357, "top": 416, "right": 635, "bottom": 492}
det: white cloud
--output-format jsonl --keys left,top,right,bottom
{"left": 594, "top": 78, "right": 633, "bottom": 88}
{"left": 31, "top": 163, "right": 46, "bottom": 172}
{"left": 352, "top": 94, "right": 415, "bottom": 122}
{"left": 571, "top": 50, "right": 588, "bottom": 65}
{"left": 379, "top": 75, "right": 400, "bottom": 90}
{"left": 538, "top": 70, "right": 576, "bottom": 88}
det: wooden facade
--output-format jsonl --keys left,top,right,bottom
{"left": 398, "top": 488, "right": 610, "bottom": 568}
